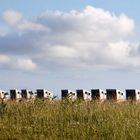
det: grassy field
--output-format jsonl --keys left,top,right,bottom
{"left": 0, "top": 100, "right": 140, "bottom": 140}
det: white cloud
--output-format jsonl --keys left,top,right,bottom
{"left": 3, "top": 10, "right": 48, "bottom": 32}
{"left": 0, "top": 54, "right": 37, "bottom": 71}
{"left": 17, "top": 20, "right": 48, "bottom": 31}
{"left": 0, "top": 54, "right": 10, "bottom": 64}
{"left": 15, "top": 58, "right": 37, "bottom": 71}
{"left": 47, "top": 46, "right": 78, "bottom": 59}
{"left": 118, "top": 14, "right": 134, "bottom": 34}
{"left": 0, "top": 6, "right": 139, "bottom": 71}
{"left": 38, "top": 5, "right": 137, "bottom": 69}
{"left": 3, "top": 10, "right": 22, "bottom": 25}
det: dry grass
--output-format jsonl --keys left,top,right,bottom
{"left": 0, "top": 100, "right": 140, "bottom": 140}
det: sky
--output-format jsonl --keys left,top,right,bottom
{"left": 0, "top": 0, "right": 140, "bottom": 96}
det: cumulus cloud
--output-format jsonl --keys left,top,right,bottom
{"left": 0, "top": 54, "right": 10, "bottom": 64}
{"left": 15, "top": 58, "right": 37, "bottom": 71}
{"left": 3, "top": 10, "right": 22, "bottom": 25}
{"left": 0, "top": 54, "right": 36, "bottom": 71}
{"left": 3, "top": 10, "right": 49, "bottom": 31}
{"left": 0, "top": 5, "right": 139, "bottom": 72}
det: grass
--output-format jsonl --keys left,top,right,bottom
{"left": 0, "top": 100, "right": 140, "bottom": 140}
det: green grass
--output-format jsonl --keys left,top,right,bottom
{"left": 0, "top": 100, "right": 140, "bottom": 140}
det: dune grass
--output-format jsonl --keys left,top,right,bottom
{"left": 0, "top": 100, "right": 140, "bottom": 140}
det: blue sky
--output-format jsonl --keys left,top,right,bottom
{"left": 0, "top": 0, "right": 140, "bottom": 96}
{"left": 0, "top": 1, "right": 139, "bottom": 16}
{"left": 0, "top": 0, "right": 139, "bottom": 20}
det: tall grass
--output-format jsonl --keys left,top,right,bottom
{"left": 0, "top": 100, "right": 140, "bottom": 140}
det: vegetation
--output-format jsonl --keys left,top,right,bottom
{"left": 0, "top": 100, "right": 140, "bottom": 140}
